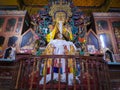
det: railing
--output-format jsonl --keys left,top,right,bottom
{"left": 17, "top": 55, "right": 111, "bottom": 90}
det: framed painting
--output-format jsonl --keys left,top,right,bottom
{"left": 20, "top": 28, "right": 36, "bottom": 53}
{"left": 96, "top": 20, "right": 109, "bottom": 31}
{"left": 0, "top": 18, "right": 5, "bottom": 32}
{"left": 87, "top": 29, "right": 99, "bottom": 50}
{"left": 5, "top": 18, "right": 16, "bottom": 32}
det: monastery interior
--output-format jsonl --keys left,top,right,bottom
{"left": 0, "top": 0, "right": 120, "bottom": 90}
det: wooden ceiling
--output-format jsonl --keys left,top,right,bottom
{"left": 23, "top": 0, "right": 105, "bottom": 6}
{"left": 22, "top": 0, "right": 120, "bottom": 7}
{"left": 0, "top": 0, "right": 119, "bottom": 15}
{"left": 0, "top": 0, "right": 119, "bottom": 7}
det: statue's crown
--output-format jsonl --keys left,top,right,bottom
{"left": 49, "top": 0, "right": 72, "bottom": 18}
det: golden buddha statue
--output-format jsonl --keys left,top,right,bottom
{"left": 46, "top": 1, "right": 73, "bottom": 42}
{"left": 39, "top": 0, "right": 80, "bottom": 85}
{"left": 46, "top": 12, "right": 73, "bottom": 42}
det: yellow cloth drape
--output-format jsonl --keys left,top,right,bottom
{"left": 46, "top": 24, "right": 73, "bottom": 42}
{"left": 63, "top": 28, "right": 73, "bottom": 41}
{"left": 46, "top": 25, "right": 57, "bottom": 42}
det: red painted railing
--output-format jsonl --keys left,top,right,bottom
{"left": 17, "top": 55, "right": 111, "bottom": 90}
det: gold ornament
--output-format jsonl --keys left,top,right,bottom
{"left": 49, "top": 0, "right": 72, "bottom": 19}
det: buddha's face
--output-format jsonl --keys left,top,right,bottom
{"left": 55, "top": 12, "right": 66, "bottom": 23}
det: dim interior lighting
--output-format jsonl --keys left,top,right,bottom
{"left": 100, "top": 35, "right": 105, "bottom": 48}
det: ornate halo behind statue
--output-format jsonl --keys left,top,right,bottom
{"left": 49, "top": 0, "right": 72, "bottom": 22}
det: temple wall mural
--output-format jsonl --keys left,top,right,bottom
{"left": 0, "top": 10, "right": 31, "bottom": 58}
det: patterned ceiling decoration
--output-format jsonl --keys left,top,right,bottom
{"left": 0, "top": 0, "right": 18, "bottom": 5}
{"left": 110, "top": 0, "right": 120, "bottom": 8}
{"left": 0, "top": 0, "right": 120, "bottom": 15}
{"left": 0, "top": 0, "right": 120, "bottom": 8}
{"left": 73, "top": 0, "right": 105, "bottom": 6}
{"left": 23, "top": 0, "right": 105, "bottom": 6}
{"left": 23, "top": 0, "right": 48, "bottom": 6}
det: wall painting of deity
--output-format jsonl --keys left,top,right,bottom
{"left": 20, "top": 29, "right": 35, "bottom": 53}
{"left": 5, "top": 18, "right": 16, "bottom": 32}
{"left": 96, "top": 20, "right": 108, "bottom": 31}
{"left": 0, "top": 18, "right": 5, "bottom": 32}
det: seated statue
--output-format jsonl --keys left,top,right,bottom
{"left": 39, "top": 2, "right": 80, "bottom": 85}
{"left": 42, "top": 10, "right": 77, "bottom": 73}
